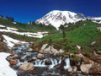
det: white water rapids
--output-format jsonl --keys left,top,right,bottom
{"left": 33, "top": 58, "right": 71, "bottom": 70}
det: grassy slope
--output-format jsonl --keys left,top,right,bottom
{"left": 37, "top": 21, "right": 101, "bottom": 53}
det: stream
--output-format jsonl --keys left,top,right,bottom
{"left": 8, "top": 43, "right": 84, "bottom": 76}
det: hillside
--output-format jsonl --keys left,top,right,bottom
{"left": 0, "top": 15, "right": 101, "bottom": 54}
{"left": 36, "top": 20, "right": 101, "bottom": 53}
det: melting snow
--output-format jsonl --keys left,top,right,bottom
{"left": 3, "top": 35, "right": 26, "bottom": 48}
{"left": 0, "top": 52, "right": 17, "bottom": 76}
{"left": 0, "top": 25, "right": 48, "bottom": 38}
{"left": 0, "top": 25, "right": 6, "bottom": 28}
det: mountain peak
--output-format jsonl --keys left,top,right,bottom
{"left": 36, "top": 10, "right": 86, "bottom": 30}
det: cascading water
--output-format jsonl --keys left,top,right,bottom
{"left": 33, "top": 57, "right": 70, "bottom": 70}
{"left": 64, "top": 58, "right": 71, "bottom": 70}
{"left": 34, "top": 59, "right": 46, "bottom": 67}
{"left": 49, "top": 58, "right": 60, "bottom": 69}
{"left": 11, "top": 43, "right": 72, "bottom": 76}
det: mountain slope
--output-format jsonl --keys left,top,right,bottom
{"left": 36, "top": 10, "right": 86, "bottom": 29}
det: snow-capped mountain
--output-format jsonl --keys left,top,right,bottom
{"left": 36, "top": 10, "right": 86, "bottom": 30}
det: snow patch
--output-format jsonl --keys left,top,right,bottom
{"left": 0, "top": 25, "right": 6, "bottom": 28}
{"left": 0, "top": 52, "right": 17, "bottom": 76}
{"left": 0, "top": 25, "right": 48, "bottom": 38}
{"left": 6, "top": 27, "right": 18, "bottom": 31}
{"left": 3, "top": 35, "right": 26, "bottom": 48}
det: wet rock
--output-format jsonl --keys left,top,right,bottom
{"left": 20, "top": 55, "right": 27, "bottom": 62}
{"left": 45, "top": 59, "right": 52, "bottom": 65}
{"left": 54, "top": 58, "right": 66, "bottom": 72}
{"left": 70, "top": 58, "right": 77, "bottom": 66}
{"left": 31, "top": 57, "right": 37, "bottom": 61}
{"left": 33, "top": 67, "right": 48, "bottom": 75}
{"left": 12, "top": 43, "right": 32, "bottom": 54}
{"left": 7, "top": 54, "right": 18, "bottom": 65}
{"left": 7, "top": 54, "right": 19, "bottom": 60}
{"left": 68, "top": 66, "right": 77, "bottom": 73}
{"left": 27, "top": 48, "right": 33, "bottom": 52}
{"left": 9, "top": 59, "right": 17, "bottom": 65}
{"left": 37, "top": 53, "right": 44, "bottom": 59}
{"left": 19, "top": 63, "right": 34, "bottom": 71}
{"left": 17, "top": 70, "right": 34, "bottom": 76}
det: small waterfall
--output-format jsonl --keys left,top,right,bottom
{"left": 49, "top": 58, "right": 61, "bottom": 69}
{"left": 11, "top": 43, "right": 73, "bottom": 76}
{"left": 34, "top": 59, "right": 46, "bottom": 67}
{"left": 33, "top": 58, "right": 71, "bottom": 70}
{"left": 64, "top": 58, "right": 71, "bottom": 70}
{"left": 34, "top": 58, "right": 60, "bottom": 68}
{"left": 59, "top": 59, "right": 62, "bottom": 64}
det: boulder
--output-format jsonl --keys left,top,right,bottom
{"left": 7, "top": 54, "right": 18, "bottom": 60}
{"left": 9, "top": 59, "right": 17, "bottom": 65}
{"left": 7, "top": 54, "right": 18, "bottom": 65}
{"left": 40, "top": 44, "right": 64, "bottom": 55}
{"left": 32, "top": 57, "right": 37, "bottom": 60}
{"left": 27, "top": 48, "right": 33, "bottom": 52}
{"left": 80, "top": 63, "right": 92, "bottom": 74}
{"left": 89, "top": 63, "right": 101, "bottom": 74}
{"left": 45, "top": 59, "right": 52, "bottom": 65}
{"left": 19, "top": 63, "right": 34, "bottom": 71}
{"left": 37, "top": 53, "right": 44, "bottom": 59}
{"left": 68, "top": 66, "right": 77, "bottom": 73}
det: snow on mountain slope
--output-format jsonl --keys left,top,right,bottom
{"left": 3, "top": 35, "right": 26, "bottom": 48}
{"left": 90, "top": 17, "right": 101, "bottom": 24}
{"left": 36, "top": 10, "right": 86, "bottom": 30}
{"left": 0, "top": 52, "right": 17, "bottom": 76}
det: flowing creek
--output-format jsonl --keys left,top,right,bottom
{"left": 7, "top": 43, "right": 84, "bottom": 76}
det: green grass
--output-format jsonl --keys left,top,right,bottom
{"left": 37, "top": 21, "right": 101, "bottom": 53}
{"left": 66, "top": 22, "right": 100, "bottom": 45}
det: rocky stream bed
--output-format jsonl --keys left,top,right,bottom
{"left": 6, "top": 43, "right": 101, "bottom": 76}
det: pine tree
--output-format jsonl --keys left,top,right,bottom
{"left": 59, "top": 25, "right": 66, "bottom": 40}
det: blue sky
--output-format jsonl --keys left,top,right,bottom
{"left": 0, "top": 0, "right": 101, "bottom": 23}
